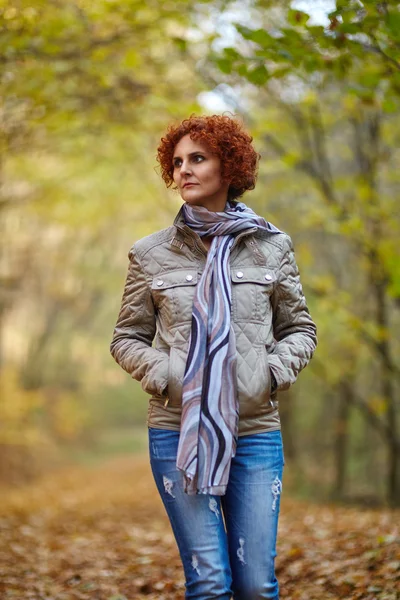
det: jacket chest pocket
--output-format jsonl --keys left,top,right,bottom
{"left": 231, "top": 267, "right": 277, "bottom": 322}
{"left": 151, "top": 269, "right": 198, "bottom": 326}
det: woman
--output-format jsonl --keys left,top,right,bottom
{"left": 110, "top": 114, "right": 317, "bottom": 600}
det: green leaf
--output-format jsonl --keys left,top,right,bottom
{"left": 287, "top": 9, "right": 310, "bottom": 27}
{"left": 307, "top": 25, "right": 326, "bottom": 39}
{"left": 340, "top": 7, "right": 359, "bottom": 24}
{"left": 270, "top": 66, "right": 291, "bottom": 78}
{"left": 339, "top": 22, "right": 362, "bottom": 34}
{"left": 277, "top": 48, "right": 294, "bottom": 62}
{"left": 386, "top": 11, "right": 400, "bottom": 40}
{"left": 223, "top": 46, "right": 241, "bottom": 59}
{"left": 358, "top": 71, "right": 382, "bottom": 88}
{"left": 216, "top": 58, "right": 232, "bottom": 74}
{"left": 235, "top": 24, "right": 254, "bottom": 40}
{"left": 304, "top": 55, "right": 322, "bottom": 73}
{"left": 237, "top": 63, "right": 248, "bottom": 77}
{"left": 381, "top": 95, "right": 399, "bottom": 113}
{"left": 172, "top": 37, "right": 187, "bottom": 52}
{"left": 246, "top": 64, "right": 269, "bottom": 85}
{"left": 361, "top": 15, "right": 381, "bottom": 33}
{"left": 245, "top": 28, "right": 274, "bottom": 47}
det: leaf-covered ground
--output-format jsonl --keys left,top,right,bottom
{"left": 0, "top": 455, "right": 398, "bottom": 600}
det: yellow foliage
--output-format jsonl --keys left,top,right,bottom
{"left": 309, "top": 274, "right": 336, "bottom": 295}
{"left": 303, "top": 91, "right": 317, "bottom": 105}
{"left": 0, "top": 368, "right": 44, "bottom": 445}
{"left": 367, "top": 395, "right": 387, "bottom": 416}
{"left": 49, "top": 393, "right": 88, "bottom": 441}
{"left": 296, "top": 242, "right": 313, "bottom": 267}
{"left": 342, "top": 94, "right": 358, "bottom": 114}
{"left": 0, "top": 368, "right": 88, "bottom": 445}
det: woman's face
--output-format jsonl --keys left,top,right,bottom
{"left": 172, "top": 134, "right": 230, "bottom": 212}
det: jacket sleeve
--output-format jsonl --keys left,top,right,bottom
{"left": 268, "top": 234, "right": 317, "bottom": 392}
{"left": 110, "top": 245, "right": 169, "bottom": 397}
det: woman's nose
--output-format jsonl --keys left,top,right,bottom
{"left": 180, "top": 159, "right": 192, "bottom": 175}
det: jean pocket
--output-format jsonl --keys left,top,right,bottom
{"left": 148, "top": 428, "right": 180, "bottom": 460}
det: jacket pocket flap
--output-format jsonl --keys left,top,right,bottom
{"left": 152, "top": 269, "right": 198, "bottom": 290}
{"left": 231, "top": 267, "right": 277, "bottom": 285}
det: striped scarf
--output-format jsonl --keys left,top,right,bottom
{"left": 176, "top": 200, "right": 281, "bottom": 495}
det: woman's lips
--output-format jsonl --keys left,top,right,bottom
{"left": 183, "top": 183, "right": 197, "bottom": 188}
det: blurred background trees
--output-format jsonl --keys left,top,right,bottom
{"left": 0, "top": 0, "right": 208, "bottom": 481}
{"left": 1, "top": 0, "right": 399, "bottom": 506}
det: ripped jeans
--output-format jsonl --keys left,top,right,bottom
{"left": 149, "top": 428, "right": 284, "bottom": 600}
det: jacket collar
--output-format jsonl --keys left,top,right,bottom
{"left": 170, "top": 202, "right": 273, "bottom": 261}
{"left": 172, "top": 203, "right": 187, "bottom": 231}
{"left": 171, "top": 204, "right": 197, "bottom": 249}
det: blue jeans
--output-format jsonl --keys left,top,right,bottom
{"left": 149, "top": 427, "right": 285, "bottom": 600}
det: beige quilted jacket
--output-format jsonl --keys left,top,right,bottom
{"left": 110, "top": 203, "right": 317, "bottom": 436}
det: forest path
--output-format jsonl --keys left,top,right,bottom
{"left": 0, "top": 454, "right": 398, "bottom": 600}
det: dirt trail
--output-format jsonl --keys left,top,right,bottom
{"left": 0, "top": 454, "right": 398, "bottom": 599}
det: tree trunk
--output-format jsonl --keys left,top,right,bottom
{"left": 332, "top": 381, "right": 351, "bottom": 500}
{"left": 371, "top": 265, "right": 400, "bottom": 506}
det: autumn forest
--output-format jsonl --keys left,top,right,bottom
{"left": 1, "top": 1, "right": 399, "bottom": 598}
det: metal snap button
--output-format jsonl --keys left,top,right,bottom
{"left": 185, "top": 274, "right": 193, "bottom": 282}
{"left": 265, "top": 274, "right": 272, "bottom": 281}
{"left": 157, "top": 280, "right": 164, "bottom": 286}
{"left": 237, "top": 271, "right": 244, "bottom": 279}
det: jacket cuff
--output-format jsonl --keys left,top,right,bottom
{"left": 158, "top": 354, "right": 169, "bottom": 396}
{"left": 140, "top": 354, "right": 169, "bottom": 397}
{"left": 268, "top": 355, "right": 291, "bottom": 392}
{"left": 155, "top": 364, "right": 169, "bottom": 397}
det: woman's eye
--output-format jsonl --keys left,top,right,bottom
{"left": 173, "top": 155, "right": 204, "bottom": 169}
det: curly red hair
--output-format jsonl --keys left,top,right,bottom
{"left": 157, "top": 114, "right": 260, "bottom": 201}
